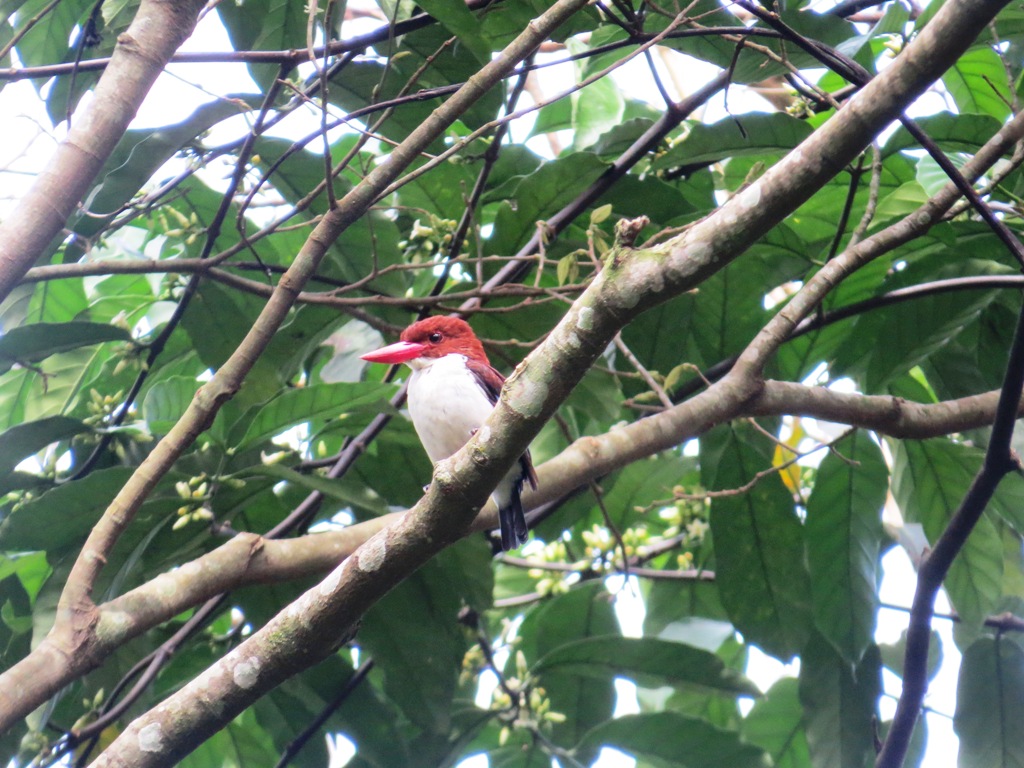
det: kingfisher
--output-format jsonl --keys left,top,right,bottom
{"left": 361, "top": 317, "right": 537, "bottom": 550}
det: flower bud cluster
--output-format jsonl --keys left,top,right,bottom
{"left": 173, "top": 474, "right": 214, "bottom": 530}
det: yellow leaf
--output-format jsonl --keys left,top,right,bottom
{"left": 73, "top": 724, "right": 121, "bottom": 765}
{"left": 773, "top": 420, "right": 805, "bottom": 494}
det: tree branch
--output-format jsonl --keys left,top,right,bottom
{"left": 734, "top": 107, "right": 1024, "bottom": 378}
{"left": 876, "top": 301, "right": 1024, "bottom": 768}
{"left": 0, "top": 0, "right": 208, "bottom": 302}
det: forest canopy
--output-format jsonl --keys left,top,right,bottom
{"left": 1, "top": 0, "right": 1024, "bottom": 766}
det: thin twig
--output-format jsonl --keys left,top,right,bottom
{"left": 614, "top": 333, "right": 674, "bottom": 409}
{"left": 849, "top": 143, "right": 883, "bottom": 247}
{"left": 273, "top": 659, "right": 374, "bottom": 768}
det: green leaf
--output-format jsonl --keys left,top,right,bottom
{"left": 743, "top": 678, "right": 811, "bottom": 768}
{"left": 702, "top": 423, "right": 812, "bottom": 660}
{"left": 954, "top": 635, "right": 1024, "bottom": 768}
{"left": 217, "top": 0, "right": 306, "bottom": 88}
{"left": 0, "top": 416, "right": 89, "bottom": 492}
{"left": 578, "top": 713, "right": 771, "bottom": 768}
{"left": 1, "top": 594, "right": 32, "bottom": 634}
{"left": 415, "top": 0, "right": 490, "bottom": 62}
{"left": 873, "top": 180, "right": 930, "bottom": 219}
{"left": 64, "top": 99, "right": 250, "bottom": 261}
{"left": 180, "top": 282, "right": 282, "bottom": 408}
{"left": 241, "top": 464, "right": 389, "bottom": 517}
{"left": 234, "top": 382, "right": 396, "bottom": 451}
{"left": 0, "top": 468, "right": 134, "bottom": 551}
{"left": 0, "top": 562, "right": 39, "bottom": 673}
{"left": 183, "top": 708, "right": 279, "bottom": 768}
{"left": 653, "top": 1, "right": 853, "bottom": 82}
{"left": 916, "top": 152, "right": 970, "bottom": 197}
{"left": 833, "top": 258, "right": 1000, "bottom": 391}
{"left": 798, "top": 634, "right": 881, "bottom": 768}
{"left": 358, "top": 559, "right": 466, "bottom": 733}
{"left": 533, "top": 636, "right": 761, "bottom": 696}
{"left": 570, "top": 453, "right": 692, "bottom": 534}
{"left": 488, "top": 153, "right": 608, "bottom": 255}
{"left": 643, "top": 578, "right": 732, "bottom": 641}
{"left": 884, "top": 112, "right": 1002, "bottom": 156}
{"left": 142, "top": 375, "right": 198, "bottom": 436}
{"left": 589, "top": 202, "right": 610, "bottom": 224}
{"left": 805, "top": 431, "right": 885, "bottom": 664}
{"left": 436, "top": 536, "right": 494, "bottom": 614}
{"left": 598, "top": 172, "right": 701, "bottom": 226}
{"left": 351, "top": 419, "right": 434, "bottom": 507}
{"left": 328, "top": 25, "right": 501, "bottom": 146}
{"left": 779, "top": 151, "right": 915, "bottom": 243}
{"left": 926, "top": 298, "right": 1019, "bottom": 401}
{"left": 572, "top": 73, "right": 625, "bottom": 150}
{"left": 391, "top": 158, "right": 479, "bottom": 225}
{"left": 589, "top": 117, "right": 656, "bottom": 159}
{"left": 252, "top": 138, "right": 406, "bottom": 299}
{"left": 943, "top": 46, "right": 1013, "bottom": 122}
{"left": 562, "top": 366, "right": 623, "bottom": 424}
{"left": 36, "top": 0, "right": 136, "bottom": 124}
{"left": 774, "top": 278, "right": 855, "bottom": 383}
{"left": 556, "top": 252, "right": 578, "bottom": 286}
{"left": 618, "top": 227, "right": 808, "bottom": 397}
{"left": 23, "top": 275, "right": 88, "bottom": 326}
{"left": 328, "top": 61, "right": 443, "bottom": 149}
{"left": 478, "top": 0, "right": 591, "bottom": 48}
{"left": 257, "top": 655, "right": 412, "bottom": 768}
{"left": 892, "top": 440, "right": 1003, "bottom": 633}
{"left": 619, "top": 293, "right": 703, "bottom": 396}
{"left": 0, "top": 552, "right": 50, "bottom": 602}
{"left": 652, "top": 113, "right": 813, "bottom": 171}
{"left": 531, "top": 95, "right": 573, "bottom": 135}
{"left": 0, "top": 346, "right": 95, "bottom": 431}
{"left": 517, "top": 583, "right": 618, "bottom": 761}
{"left": 12, "top": 0, "right": 91, "bottom": 69}
{"left": 396, "top": 23, "right": 505, "bottom": 132}
{"left": 82, "top": 269, "right": 157, "bottom": 327}
{"left": 0, "top": 322, "right": 131, "bottom": 375}
{"left": 691, "top": 236, "right": 809, "bottom": 364}
{"left": 655, "top": 634, "right": 748, "bottom": 730}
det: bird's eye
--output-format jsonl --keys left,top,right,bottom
{"left": 428, "top": 332, "right": 442, "bottom": 343}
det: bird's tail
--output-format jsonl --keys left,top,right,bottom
{"left": 499, "top": 482, "right": 530, "bottom": 552}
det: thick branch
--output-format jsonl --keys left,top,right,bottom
{"left": 0, "top": 0, "right": 207, "bottom": 303}
{"left": 87, "top": 379, "right": 1024, "bottom": 615}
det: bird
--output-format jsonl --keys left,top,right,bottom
{"left": 361, "top": 316, "right": 538, "bottom": 551}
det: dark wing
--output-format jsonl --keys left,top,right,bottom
{"left": 468, "top": 360, "right": 538, "bottom": 490}
{"left": 520, "top": 451, "right": 539, "bottom": 490}
{"left": 467, "top": 359, "right": 504, "bottom": 406}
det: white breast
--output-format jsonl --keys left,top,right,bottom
{"left": 406, "top": 354, "right": 496, "bottom": 464}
